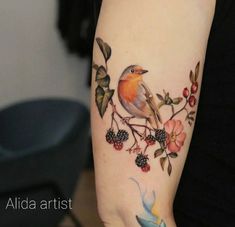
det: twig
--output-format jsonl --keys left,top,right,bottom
{"left": 143, "top": 145, "right": 149, "bottom": 154}
{"left": 131, "top": 124, "right": 155, "bottom": 132}
{"left": 111, "top": 112, "right": 119, "bottom": 130}
{"left": 170, "top": 98, "right": 188, "bottom": 120}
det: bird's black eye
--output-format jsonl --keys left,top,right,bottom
{"left": 131, "top": 69, "right": 134, "bottom": 73}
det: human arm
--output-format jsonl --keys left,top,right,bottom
{"left": 91, "top": 1, "right": 215, "bottom": 226}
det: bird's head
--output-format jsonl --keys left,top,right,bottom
{"left": 120, "top": 65, "right": 148, "bottom": 81}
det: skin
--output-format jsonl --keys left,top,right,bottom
{"left": 91, "top": 1, "right": 216, "bottom": 226}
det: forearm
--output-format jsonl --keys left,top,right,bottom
{"left": 91, "top": 1, "right": 215, "bottom": 226}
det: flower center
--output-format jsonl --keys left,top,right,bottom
{"left": 170, "top": 132, "right": 177, "bottom": 142}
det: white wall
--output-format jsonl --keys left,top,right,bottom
{"left": 0, "top": 0, "right": 90, "bottom": 108}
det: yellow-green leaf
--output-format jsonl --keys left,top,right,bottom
{"left": 160, "top": 157, "right": 166, "bottom": 170}
{"left": 168, "top": 162, "right": 172, "bottom": 176}
{"left": 154, "top": 149, "right": 164, "bottom": 158}
{"left": 96, "top": 66, "right": 107, "bottom": 81}
{"left": 172, "top": 97, "right": 183, "bottom": 105}
{"left": 195, "top": 61, "right": 200, "bottom": 81}
{"left": 95, "top": 86, "right": 114, "bottom": 118}
{"left": 97, "top": 75, "right": 110, "bottom": 88}
{"left": 189, "top": 70, "right": 194, "bottom": 83}
{"left": 96, "top": 38, "right": 112, "bottom": 62}
{"left": 168, "top": 152, "right": 178, "bottom": 158}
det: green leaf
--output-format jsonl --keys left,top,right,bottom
{"left": 95, "top": 86, "right": 114, "bottom": 118}
{"left": 165, "top": 97, "right": 173, "bottom": 105}
{"left": 188, "top": 116, "right": 195, "bottom": 121}
{"left": 168, "top": 152, "right": 178, "bottom": 158}
{"left": 96, "top": 66, "right": 107, "bottom": 81}
{"left": 96, "top": 37, "right": 112, "bottom": 62}
{"left": 154, "top": 149, "right": 164, "bottom": 158}
{"left": 156, "top": 93, "right": 164, "bottom": 101}
{"left": 189, "top": 111, "right": 196, "bottom": 115}
{"left": 97, "top": 75, "right": 110, "bottom": 88}
{"left": 172, "top": 97, "right": 183, "bottom": 105}
{"left": 168, "top": 162, "right": 172, "bottom": 176}
{"left": 160, "top": 157, "right": 166, "bottom": 171}
{"left": 195, "top": 61, "right": 200, "bottom": 81}
{"left": 189, "top": 70, "right": 194, "bottom": 83}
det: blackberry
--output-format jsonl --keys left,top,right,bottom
{"left": 105, "top": 129, "right": 116, "bottom": 144}
{"left": 145, "top": 135, "right": 156, "bottom": 146}
{"left": 113, "top": 140, "right": 123, "bottom": 151}
{"left": 117, "top": 130, "right": 129, "bottom": 142}
{"left": 135, "top": 153, "right": 149, "bottom": 168}
{"left": 155, "top": 129, "right": 167, "bottom": 143}
{"left": 141, "top": 164, "right": 150, "bottom": 172}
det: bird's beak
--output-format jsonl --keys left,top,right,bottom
{"left": 140, "top": 69, "right": 148, "bottom": 74}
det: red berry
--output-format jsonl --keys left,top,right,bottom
{"left": 189, "top": 95, "right": 197, "bottom": 107}
{"left": 145, "top": 135, "right": 156, "bottom": 146}
{"left": 191, "top": 82, "right": 198, "bottom": 94}
{"left": 113, "top": 141, "right": 123, "bottom": 151}
{"left": 183, "top": 88, "right": 189, "bottom": 98}
{"left": 141, "top": 164, "right": 150, "bottom": 172}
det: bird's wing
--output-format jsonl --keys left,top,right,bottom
{"left": 139, "top": 81, "right": 162, "bottom": 124}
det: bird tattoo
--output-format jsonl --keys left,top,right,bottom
{"left": 118, "top": 65, "right": 162, "bottom": 129}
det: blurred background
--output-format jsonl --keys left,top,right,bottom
{"left": 0, "top": 0, "right": 102, "bottom": 226}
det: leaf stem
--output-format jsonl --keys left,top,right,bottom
{"left": 143, "top": 145, "right": 149, "bottom": 154}
{"left": 131, "top": 124, "right": 155, "bottom": 132}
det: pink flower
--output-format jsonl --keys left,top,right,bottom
{"left": 164, "top": 120, "right": 186, "bottom": 152}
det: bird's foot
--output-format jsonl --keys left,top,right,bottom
{"left": 121, "top": 116, "right": 135, "bottom": 124}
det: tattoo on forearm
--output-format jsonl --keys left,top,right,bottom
{"left": 130, "top": 178, "right": 167, "bottom": 227}
{"left": 93, "top": 37, "right": 200, "bottom": 176}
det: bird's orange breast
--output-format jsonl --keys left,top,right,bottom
{"left": 118, "top": 79, "right": 140, "bottom": 102}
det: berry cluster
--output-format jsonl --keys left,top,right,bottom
{"left": 135, "top": 153, "right": 150, "bottom": 172}
{"left": 183, "top": 82, "right": 198, "bottom": 107}
{"left": 144, "top": 129, "right": 167, "bottom": 146}
{"left": 155, "top": 129, "right": 167, "bottom": 143}
{"left": 106, "top": 129, "right": 129, "bottom": 151}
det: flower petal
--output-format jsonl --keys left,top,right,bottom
{"left": 164, "top": 120, "right": 176, "bottom": 134}
{"left": 178, "top": 132, "right": 186, "bottom": 143}
{"left": 175, "top": 120, "right": 184, "bottom": 134}
{"left": 176, "top": 132, "right": 186, "bottom": 147}
{"left": 168, "top": 141, "right": 180, "bottom": 152}
{"left": 166, "top": 133, "right": 170, "bottom": 144}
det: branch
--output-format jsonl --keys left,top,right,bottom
{"left": 170, "top": 98, "right": 188, "bottom": 120}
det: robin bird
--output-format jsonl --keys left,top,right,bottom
{"left": 118, "top": 65, "right": 162, "bottom": 129}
